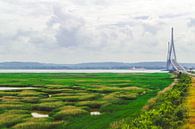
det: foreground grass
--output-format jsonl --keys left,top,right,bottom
{"left": 183, "top": 76, "right": 195, "bottom": 129}
{"left": 0, "top": 73, "right": 173, "bottom": 129}
{"left": 117, "top": 74, "right": 191, "bottom": 129}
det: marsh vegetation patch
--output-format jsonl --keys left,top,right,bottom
{"left": 0, "top": 73, "right": 173, "bottom": 129}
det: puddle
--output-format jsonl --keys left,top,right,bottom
{"left": 0, "top": 87, "right": 36, "bottom": 91}
{"left": 31, "top": 112, "right": 49, "bottom": 118}
{"left": 90, "top": 111, "right": 101, "bottom": 116}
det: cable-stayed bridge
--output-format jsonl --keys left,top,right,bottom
{"left": 166, "top": 28, "right": 187, "bottom": 73}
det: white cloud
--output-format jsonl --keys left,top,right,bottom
{"left": 0, "top": 0, "right": 194, "bottom": 63}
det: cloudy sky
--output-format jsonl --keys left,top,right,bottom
{"left": 0, "top": 0, "right": 195, "bottom": 64}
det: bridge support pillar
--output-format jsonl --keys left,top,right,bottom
{"left": 166, "top": 28, "right": 186, "bottom": 72}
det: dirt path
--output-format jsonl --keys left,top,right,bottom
{"left": 184, "top": 77, "right": 195, "bottom": 128}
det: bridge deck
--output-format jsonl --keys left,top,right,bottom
{"left": 169, "top": 59, "right": 187, "bottom": 73}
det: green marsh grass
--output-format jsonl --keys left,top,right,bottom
{"left": 52, "top": 106, "right": 88, "bottom": 120}
{"left": 13, "top": 118, "right": 65, "bottom": 129}
{"left": 33, "top": 101, "right": 65, "bottom": 111}
{"left": 0, "top": 110, "right": 31, "bottom": 128}
{"left": 0, "top": 73, "right": 173, "bottom": 129}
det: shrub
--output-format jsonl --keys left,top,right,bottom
{"left": 117, "top": 74, "right": 191, "bottom": 129}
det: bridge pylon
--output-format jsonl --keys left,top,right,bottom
{"left": 166, "top": 27, "right": 186, "bottom": 72}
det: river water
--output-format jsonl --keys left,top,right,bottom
{"left": 0, "top": 87, "right": 36, "bottom": 90}
{"left": 0, "top": 69, "right": 167, "bottom": 73}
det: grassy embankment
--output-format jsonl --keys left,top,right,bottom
{"left": 117, "top": 74, "right": 191, "bottom": 129}
{"left": 183, "top": 76, "right": 195, "bottom": 129}
{"left": 0, "top": 73, "right": 172, "bottom": 129}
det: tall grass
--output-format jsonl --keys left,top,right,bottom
{"left": 52, "top": 106, "right": 88, "bottom": 120}
{"left": 115, "top": 74, "right": 191, "bottom": 129}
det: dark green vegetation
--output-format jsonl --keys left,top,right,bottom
{"left": 0, "top": 73, "right": 173, "bottom": 129}
{"left": 119, "top": 74, "right": 191, "bottom": 129}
